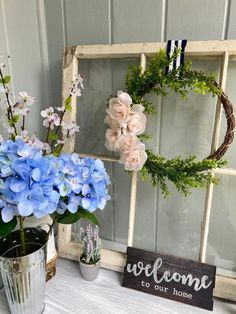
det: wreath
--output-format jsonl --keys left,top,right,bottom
{"left": 104, "top": 49, "right": 235, "bottom": 196}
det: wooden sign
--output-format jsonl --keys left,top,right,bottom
{"left": 122, "top": 247, "right": 216, "bottom": 311}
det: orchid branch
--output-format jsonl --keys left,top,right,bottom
{"left": 0, "top": 69, "right": 18, "bottom": 136}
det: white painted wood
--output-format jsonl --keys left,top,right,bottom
{"left": 1, "top": 258, "right": 234, "bottom": 314}
{"left": 59, "top": 241, "right": 126, "bottom": 272}
{"left": 127, "top": 53, "right": 146, "bottom": 247}
{"left": 214, "top": 276, "right": 236, "bottom": 302}
{"left": 75, "top": 40, "right": 236, "bottom": 59}
{"left": 199, "top": 52, "right": 229, "bottom": 263}
{"left": 127, "top": 171, "right": 138, "bottom": 247}
{"left": 58, "top": 224, "right": 72, "bottom": 256}
{"left": 213, "top": 168, "right": 236, "bottom": 176}
{"left": 62, "top": 50, "right": 78, "bottom": 153}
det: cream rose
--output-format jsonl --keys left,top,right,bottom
{"left": 131, "top": 104, "right": 145, "bottom": 113}
{"left": 117, "top": 90, "right": 132, "bottom": 106}
{"left": 127, "top": 112, "right": 147, "bottom": 135}
{"left": 108, "top": 97, "right": 130, "bottom": 126}
{"left": 120, "top": 145, "right": 147, "bottom": 171}
{"left": 105, "top": 128, "right": 121, "bottom": 151}
{"left": 104, "top": 113, "right": 120, "bottom": 129}
{"left": 114, "top": 134, "right": 140, "bottom": 153}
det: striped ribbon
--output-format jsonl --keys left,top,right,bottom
{"left": 166, "top": 39, "right": 187, "bottom": 74}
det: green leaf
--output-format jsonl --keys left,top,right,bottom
{"left": 52, "top": 144, "right": 62, "bottom": 156}
{"left": 77, "top": 208, "right": 99, "bottom": 225}
{"left": 0, "top": 75, "right": 11, "bottom": 84}
{"left": 64, "top": 96, "right": 72, "bottom": 112}
{"left": 8, "top": 115, "right": 19, "bottom": 126}
{"left": 48, "top": 133, "right": 58, "bottom": 141}
{"left": 56, "top": 207, "right": 99, "bottom": 225}
{"left": 56, "top": 210, "right": 81, "bottom": 224}
{"left": 0, "top": 214, "right": 17, "bottom": 237}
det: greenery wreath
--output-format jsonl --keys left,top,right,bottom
{"left": 104, "top": 49, "right": 235, "bottom": 196}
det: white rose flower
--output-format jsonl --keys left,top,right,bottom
{"left": 117, "top": 90, "right": 132, "bottom": 106}
{"left": 127, "top": 111, "right": 147, "bottom": 135}
{"left": 104, "top": 114, "right": 120, "bottom": 129}
{"left": 105, "top": 128, "right": 121, "bottom": 151}
{"left": 120, "top": 145, "right": 147, "bottom": 171}
{"left": 131, "top": 104, "right": 145, "bottom": 113}
{"left": 108, "top": 97, "right": 130, "bottom": 126}
{"left": 114, "top": 134, "right": 140, "bottom": 153}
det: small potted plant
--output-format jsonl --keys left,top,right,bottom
{"left": 79, "top": 224, "right": 101, "bottom": 281}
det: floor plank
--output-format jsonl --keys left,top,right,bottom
{"left": 0, "top": 258, "right": 236, "bottom": 313}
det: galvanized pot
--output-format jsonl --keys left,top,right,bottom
{"left": 0, "top": 228, "right": 48, "bottom": 314}
{"left": 79, "top": 259, "right": 100, "bottom": 281}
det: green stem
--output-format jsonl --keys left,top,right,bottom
{"left": 19, "top": 217, "right": 26, "bottom": 256}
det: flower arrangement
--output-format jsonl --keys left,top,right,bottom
{"left": 80, "top": 224, "right": 101, "bottom": 264}
{"left": 105, "top": 90, "right": 147, "bottom": 171}
{"left": 104, "top": 49, "right": 235, "bottom": 196}
{"left": 0, "top": 63, "right": 110, "bottom": 253}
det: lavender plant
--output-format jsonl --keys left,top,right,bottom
{"left": 80, "top": 224, "right": 101, "bottom": 264}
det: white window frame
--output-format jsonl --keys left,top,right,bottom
{"left": 58, "top": 40, "right": 236, "bottom": 301}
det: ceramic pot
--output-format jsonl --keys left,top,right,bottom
{"left": 79, "top": 259, "right": 100, "bottom": 281}
{"left": 0, "top": 228, "right": 48, "bottom": 314}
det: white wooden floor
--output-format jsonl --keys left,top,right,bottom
{"left": 0, "top": 258, "right": 236, "bottom": 314}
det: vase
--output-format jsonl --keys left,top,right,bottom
{"left": 79, "top": 259, "right": 100, "bottom": 281}
{"left": 23, "top": 215, "right": 58, "bottom": 281}
{"left": 0, "top": 227, "right": 48, "bottom": 314}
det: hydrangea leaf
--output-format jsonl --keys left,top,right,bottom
{"left": 0, "top": 213, "right": 17, "bottom": 237}
{"left": 56, "top": 207, "right": 99, "bottom": 225}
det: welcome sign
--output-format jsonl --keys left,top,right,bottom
{"left": 122, "top": 247, "right": 216, "bottom": 311}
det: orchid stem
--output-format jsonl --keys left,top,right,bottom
{"left": 0, "top": 69, "right": 18, "bottom": 136}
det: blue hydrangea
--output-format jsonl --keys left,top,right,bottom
{"left": 0, "top": 141, "right": 111, "bottom": 222}
{"left": 0, "top": 139, "right": 61, "bottom": 222}
{"left": 57, "top": 153, "right": 110, "bottom": 214}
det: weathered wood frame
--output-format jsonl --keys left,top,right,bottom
{"left": 58, "top": 40, "right": 236, "bottom": 301}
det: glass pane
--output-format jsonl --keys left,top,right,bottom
{"left": 75, "top": 58, "right": 139, "bottom": 155}
{"left": 219, "top": 59, "right": 236, "bottom": 167}
{"left": 206, "top": 174, "right": 236, "bottom": 272}
{"left": 73, "top": 58, "right": 138, "bottom": 247}
{"left": 155, "top": 59, "right": 221, "bottom": 260}
{"left": 72, "top": 161, "right": 131, "bottom": 250}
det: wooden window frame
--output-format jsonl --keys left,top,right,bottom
{"left": 58, "top": 40, "right": 236, "bottom": 301}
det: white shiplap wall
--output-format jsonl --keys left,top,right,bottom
{"left": 1, "top": 0, "right": 236, "bottom": 271}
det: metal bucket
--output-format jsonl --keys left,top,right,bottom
{"left": 0, "top": 228, "right": 48, "bottom": 314}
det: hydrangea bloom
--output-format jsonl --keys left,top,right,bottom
{"left": 0, "top": 140, "right": 110, "bottom": 222}
{"left": 57, "top": 153, "right": 110, "bottom": 214}
{"left": 0, "top": 139, "right": 61, "bottom": 222}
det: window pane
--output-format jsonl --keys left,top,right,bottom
{"left": 75, "top": 58, "right": 139, "bottom": 155}
{"left": 206, "top": 174, "right": 236, "bottom": 272}
{"left": 219, "top": 59, "right": 236, "bottom": 167}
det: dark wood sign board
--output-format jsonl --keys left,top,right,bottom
{"left": 122, "top": 247, "right": 216, "bottom": 311}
